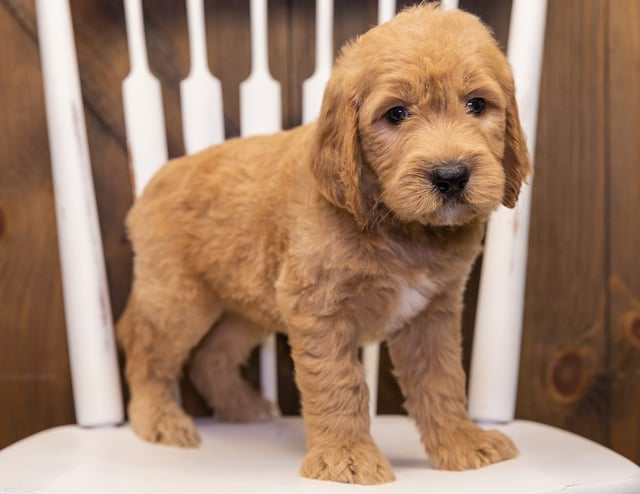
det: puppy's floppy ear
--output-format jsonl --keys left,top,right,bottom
{"left": 310, "top": 68, "right": 374, "bottom": 229}
{"left": 501, "top": 88, "right": 532, "bottom": 208}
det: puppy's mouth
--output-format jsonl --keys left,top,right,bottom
{"left": 428, "top": 197, "right": 478, "bottom": 226}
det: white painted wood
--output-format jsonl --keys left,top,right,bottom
{"left": 181, "top": 0, "right": 225, "bottom": 154}
{"left": 362, "top": 344, "right": 380, "bottom": 416}
{"left": 122, "top": 0, "right": 168, "bottom": 196}
{"left": 361, "top": 0, "right": 399, "bottom": 416}
{"left": 440, "top": 0, "right": 459, "bottom": 10}
{"left": 259, "top": 332, "right": 278, "bottom": 406}
{"left": 239, "top": 0, "right": 282, "bottom": 404}
{"left": 468, "top": 0, "right": 548, "bottom": 424}
{"left": 2, "top": 418, "right": 638, "bottom": 493}
{"left": 377, "top": 0, "right": 396, "bottom": 24}
{"left": 302, "top": 0, "right": 333, "bottom": 124}
{"left": 239, "top": 0, "right": 282, "bottom": 137}
{"left": 35, "top": 0, "right": 123, "bottom": 427}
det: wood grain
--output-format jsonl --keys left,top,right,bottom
{"left": 607, "top": 0, "right": 640, "bottom": 462}
{"left": 0, "top": 0, "right": 74, "bottom": 446}
{"left": 517, "top": 0, "right": 609, "bottom": 445}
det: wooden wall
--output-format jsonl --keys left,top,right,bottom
{"left": 1, "top": 0, "right": 638, "bottom": 465}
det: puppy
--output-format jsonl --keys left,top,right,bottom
{"left": 116, "top": 4, "right": 530, "bottom": 485}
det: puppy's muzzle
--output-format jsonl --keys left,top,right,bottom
{"left": 429, "top": 162, "right": 470, "bottom": 198}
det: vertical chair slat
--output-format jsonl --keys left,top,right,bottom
{"left": 36, "top": 0, "right": 123, "bottom": 426}
{"left": 468, "top": 0, "right": 548, "bottom": 424}
{"left": 378, "top": 0, "right": 396, "bottom": 24}
{"left": 362, "top": 343, "right": 381, "bottom": 416}
{"left": 259, "top": 334, "right": 279, "bottom": 406}
{"left": 240, "top": 0, "right": 283, "bottom": 405}
{"left": 439, "top": 0, "right": 459, "bottom": 11}
{"left": 240, "top": 0, "right": 282, "bottom": 138}
{"left": 302, "top": 0, "right": 333, "bottom": 125}
{"left": 181, "top": 0, "right": 225, "bottom": 154}
{"left": 358, "top": 0, "right": 398, "bottom": 416}
{"left": 122, "top": 0, "right": 168, "bottom": 197}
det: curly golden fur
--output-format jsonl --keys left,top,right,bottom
{"left": 116, "top": 4, "right": 530, "bottom": 485}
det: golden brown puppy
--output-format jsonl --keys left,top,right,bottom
{"left": 116, "top": 4, "right": 530, "bottom": 485}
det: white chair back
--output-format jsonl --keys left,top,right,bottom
{"left": 36, "top": 0, "right": 547, "bottom": 428}
{"left": 469, "top": 0, "right": 548, "bottom": 423}
{"left": 36, "top": 0, "right": 123, "bottom": 427}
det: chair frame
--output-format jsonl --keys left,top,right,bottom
{"left": 36, "top": 0, "right": 547, "bottom": 430}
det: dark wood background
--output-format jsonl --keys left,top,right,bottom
{"left": 1, "top": 0, "right": 639, "bottom": 465}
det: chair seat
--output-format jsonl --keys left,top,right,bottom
{"left": 1, "top": 416, "right": 638, "bottom": 493}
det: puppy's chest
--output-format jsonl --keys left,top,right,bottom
{"left": 383, "top": 275, "right": 438, "bottom": 334}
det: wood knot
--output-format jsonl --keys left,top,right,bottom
{"left": 623, "top": 312, "right": 640, "bottom": 349}
{"left": 548, "top": 349, "right": 592, "bottom": 403}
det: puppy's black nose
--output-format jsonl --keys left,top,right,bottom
{"left": 429, "top": 163, "right": 470, "bottom": 196}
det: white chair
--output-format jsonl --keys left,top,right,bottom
{"left": 1, "top": 0, "right": 639, "bottom": 492}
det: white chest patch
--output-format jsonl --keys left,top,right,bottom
{"left": 384, "top": 276, "right": 436, "bottom": 334}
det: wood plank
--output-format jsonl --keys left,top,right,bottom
{"left": 206, "top": 0, "right": 251, "bottom": 138}
{"left": 333, "top": 0, "right": 377, "bottom": 59}
{"left": 282, "top": 0, "right": 315, "bottom": 127}
{"left": 460, "top": 0, "right": 512, "bottom": 49}
{"left": 607, "top": 0, "right": 640, "bottom": 463}
{"left": 0, "top": 1, "right": 74, "bottom": 448}
{"left": 517, "top": 0, "right": 610, "bottom": 446}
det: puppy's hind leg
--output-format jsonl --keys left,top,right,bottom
{"left": 116, "top": 273, "right": 221, "bottom": 448}
{"left": 189, "top": 314, "right": 280, "bottom": 422}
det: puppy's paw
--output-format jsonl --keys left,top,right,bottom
{"left": 301, "top": 441, "right": 396, "bottom": 485}
{"left": 129, "top": 397, "right": 200, "bottom": 448}
{"left": 215, "top": 395, "right": 280, "bottom": 422}
{"left": 428, "top": 425, "right": 518, "bottom": 470}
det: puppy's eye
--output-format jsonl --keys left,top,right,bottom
{"left": 385, "top": 106, "right": 409, "bottom": 125}
{"left": 466, "top": 97, "right": 487, "bottom": 116}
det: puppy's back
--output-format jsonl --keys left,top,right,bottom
{"left": 125, "top": 124, "right": 315, "bottom": 328}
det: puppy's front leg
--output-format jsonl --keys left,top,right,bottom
{"left": 387, "top": 292, "right": 518, "bottom": 470}
{"left": 287, "top": 320, "right": 395, "bottom": 485}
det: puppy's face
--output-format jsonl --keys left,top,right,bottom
{"left": 311, "top": 5, "right": 531, "bottom": 229}
{"left": 358, "top": 35, "right": 516, "bottom": 227}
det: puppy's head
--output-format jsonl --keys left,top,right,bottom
{"left": 310, "top": 4, "right": 531, "bottom": 229}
